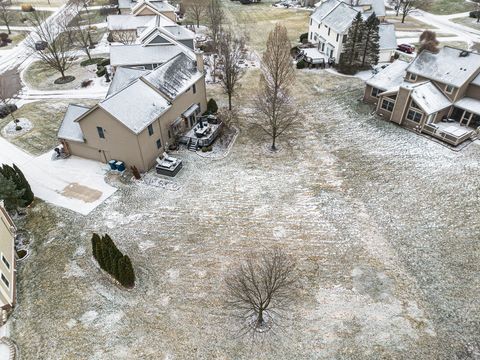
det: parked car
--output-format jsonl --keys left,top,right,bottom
{"left": 397, "top": 43, "right": 415, "bottom": 54}
{"left": 0, "top": 104, "right": 17, "bottom": 119}
{"left": 34, "top": 40, "right": 48, "bottom": 51}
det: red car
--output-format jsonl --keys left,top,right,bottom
{"left": 397, "top": 44, "right": 415, "bottom": 54}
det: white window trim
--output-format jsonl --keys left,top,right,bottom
{"left": 445, "top": 84, "right": 454, "bottom": 94}
{"left": 407, "top": 108, "right": 423, "bottom": 123}
{"left": 381, "top": 99, "right": 395, "bottom": 112}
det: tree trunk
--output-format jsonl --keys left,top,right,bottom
{"left": 361, "top": 30, "right": 371, "bottom": 66}
{"left": 228, "top": 93, "right": 232, "bottom": 111}
{"left": 256, "top": 308, "right": 264, "bottom": 327}
{"left": 60, "top": 68, "right": 66, "bottom": 79}
{"left": 401, "top": 11, "right": 407, "bottom": 23}
{"left": 271, "top": 132, "right": 277, "bottom": 151}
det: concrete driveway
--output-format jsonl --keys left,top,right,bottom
{"left": 0, "top": 136, "right": 116, "bottom": 215}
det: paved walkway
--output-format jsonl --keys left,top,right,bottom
{"left": 0, "top": 135, "right": 116, "bottom": 215}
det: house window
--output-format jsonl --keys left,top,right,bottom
{"left": 381, "top": 99, "right": 395, "bottom": 112}
{"left": 371, "top": 87, "right": 381, "bottom": 98}
{"left": 193, "top": 84, "right": 196, "bottom": 94}
{"left": 97, "top": 127, "right": 105, "bottom": 139}
{"left": 445, "top": 84, "right": 454, "bottom": 94}
{"left": 407, "top": 109, "right": 423, "bottom": 123}
{"left": 336, "top": 34, "right": 339, "bottom": 42}
{"left": 328, "top": 28, "right": 331, "bottom": 36}
{"left": 409, "top": 73, "right": 417, "bottom": 81}
{"left": 318, "top": 24, "right": 320, "bottom": 29}
{"left": 148, "top": 124, "right": 154, "bottom": 136}
{"left": 156, "top": 139, "right": 162, "bottom": 149}
{"left": 1, "top": 273, "right": 9, "bottom": 288}
{"left": 2, "top": 256, "right": 9, "bottom": 270}
{"left": 310, "top": 19, "right": 312, "bottom": 25}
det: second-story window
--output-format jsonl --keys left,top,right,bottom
{"left": 193, "top": 84, "right": 196, "bottom": 94}
{"left": 336, "top": 34, "right": 339, "bottom": 42}
{"left": 97, "top": 127, "right": 105, "bottom": 139}
{"left": 2, "top": 256, "right": 9, "bottom": 270}
{"left": 148, "top": 124, "right": 154, "bottom": 136}
{"left": 328, "top": 28, "right": 331, "bottom": 36}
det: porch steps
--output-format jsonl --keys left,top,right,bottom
{"left": 188, "top": 138, "right": 198, "bottom": 151}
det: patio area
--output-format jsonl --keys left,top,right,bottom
{"left": 180, "top": 116, "right": 223, "bottom": 151}
{"left": 423, "top": 120, "right": 477, "bottom": 146}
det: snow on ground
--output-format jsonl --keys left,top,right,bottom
{"left": 0, "top": 136, "right": 116, "bottom": 215}
{"left": 8, "top": 71, "right": 480, "bottom": 359}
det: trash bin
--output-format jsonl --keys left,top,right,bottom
{"left": 115, "top": 161, "right": 125, "bottom": 172}
{"left": 108, "top": 160, "right": 117, "bottom": 170}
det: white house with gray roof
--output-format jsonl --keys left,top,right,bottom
{"left": 58, "top": 53, "right": 207, "bottom": 172}
{"left": 307, "top": 0, "right": 391, "bottom": 63}
{"left": 364, "top": 47, "right": 480, "bottom": 146}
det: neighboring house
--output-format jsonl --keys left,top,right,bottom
{"left": 58, "top": 53, "right": 208, "bottom": 172}
{"left": 118, "top": 0, "right": 177, "bottom": 21}
{"left": 108, "top": 10, "right": 195, "bottom": 69}
{"left": 364, "top": 47, "right": 480, "bottom": 146}
{"left": 307, "top": 0, "right": 392, "bottom": 63}
{"left": 0, "top": 203, "right": 16, "bottom": 323}
{"left": 378, "top": 24, "right": 396, "bottom": 63}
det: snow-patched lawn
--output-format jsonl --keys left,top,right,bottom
{"left": 9, "top": 70, "right": 480, "bottom": 359}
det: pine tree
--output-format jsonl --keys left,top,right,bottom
{"left": 91, "top": 233, "right": 101, "bottom": 261}
{"left": 341, "top": 12, "right": 365, "bottom": 67}
{"left": 13, "top": 164, "right": 34, "bottom": 206}
{"left": 121, "top": 255, "right": 135, "bottom": 288}
{"left": 361, "top": 13, "right": 380, "bottom": 67}
{"left": 0, "top": 174, "right": 26, "bottom": 212}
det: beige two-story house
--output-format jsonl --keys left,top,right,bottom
{"left": 364, "top": 47, "right": 480, "bottom": 146}
{"left": 58, "top": 52, "right": 207, "bottom": 172}
{"left": 0, "top": 203, "right": 16, "bottom": 320}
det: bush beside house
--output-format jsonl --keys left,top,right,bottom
{"left": 91, "top": 233, "right": 135, "bottom": 288}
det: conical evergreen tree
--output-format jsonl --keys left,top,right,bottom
{"left": 122, "top": 255, "right": 135, "bottom": 288}
{"left": 341, "top": 12, "right": 365, "bottom": 67}
{"left": 361, "top": 13, "right": 380, "bottom": 67}
{"left": 13, "top": 164, "right": 34, "bottom": 206}
{"left": 0, "top": 174, "right": 26, "bottom": 212}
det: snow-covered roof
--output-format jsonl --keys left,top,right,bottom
{"left": 404, "top": 81, "right": 451, "bottom": 115}
{"left": 132, "top": 0, "right": 175, "bottom": 15}
{"left": 366, "top": 60, "right": 410, "bottom": 91}
{"left": 162, "top": 25, "right": 195, "bottom": 40}
{"left": 58, "top": 104, "right": 89, "bottom": 142}
{"left": 407, "top": 47, "right": 480, "bottom": 88}
{"left": 471, "top": 73, "right": 480, "bottom": 87}
{"left": 379, "top": 24, "right": 396, "bottom": 50}
{"left": 311, "top": 0, "right": 339, "bottom": 23}
{"left": 110, "top": 43, "right": 184, "bottom": 67}
{"left": 323, "top": 2, "right": 358, "bottom": 34}
{"left": 144, "top": 52, "right": 202, "bottom": 100}
{"left": 107, "top": 15, "right": 155, "bottom": 31}
{"left": 454, "top": 97, "right": 480, "bottom": 115}
{"left": 118, "top": 0, "right": 135, "bottom": 9}
{"left": 107, "top": 67, "right": 149, "bottom": 97}
{"left": 359, "top": 0, "right": 385, "bottom": 17}
{"left": 99, "top": 79, "right": 171, "bottom": 134}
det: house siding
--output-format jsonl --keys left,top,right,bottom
{"left": 0, "top": 206, "right": 15, "bottom": 310}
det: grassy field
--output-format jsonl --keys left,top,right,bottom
{"left": 386, "top": 15, "right": 437, "bottom": 31}
{"left": 0, "top": 31, "right": 27, "bottom": 49}
{"left": 0, "top": 99, "right": 96, "bottom": 155}
{"left": 23, "top": 52, "right": 108, "bottom": 91}
{"left": 427, "top": 0, "right": 475, "bottom": 15}
{"left": 1, "top": 10, "right": 52, "bottom": 26}
{"left": 452, "top": 16, "right": 480, "bottom": 30}
{"left": 68, "top": 9, "right": 108, "bottom": 27}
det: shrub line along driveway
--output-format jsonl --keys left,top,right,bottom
{"left": 0, "top": 135, "right": 116, "bottom": 215}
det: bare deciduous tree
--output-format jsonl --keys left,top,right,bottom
{"left": 225, "top": 249, "right": 297, "bottom": 335}
{"left": 206, "top": 0, "right": 224, "bottom": 49}
{"left": 0, "top": 75, "right": 18, "bottom": 127}
{"left": 0, "top": 0, "right": 13, "bottom": 34}
{"left": 218, "top": 106, "right": 239, "bottom": 129}
{"left": 184, "top": 0, "right": 207, "bottom": 27}
{"left": 418, "top": 30, "right": 439, "bottom": 54}
{"left": 111, "top": 30, "right": 137, "bottom": 45}
{"left": 218, "top": 29, "right": 245, "bottom": 110}
{"left": 398, "top": 0, "right": 432, "bottom": 23}
{"left": 254, "top": 24, "right": 298, "bottom": 151}
{"left": 25, "top": 11, "right": 76, "bottom": 81}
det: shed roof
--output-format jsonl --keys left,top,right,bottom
{"left": 379, "top": 24, "right": 397, "bottom": 50}
{"left": 407, "top": 47, "right": 480, "bottom": 88}
{"left": 99, "top": 79, "right": 171, "bottom": 134}
{"left": 404, "top": 81, "right": 452, "bottom": 115}
{"left": 366, "top": 60, "right": 410, "bottom": 91}
{"left": 58, "top": 104, "right": 89, "bottom": 142}
{"left": 454, "top": 97, "right": 480, "bottom": 115}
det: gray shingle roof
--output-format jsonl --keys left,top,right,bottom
{"left": 311, "top": 0, "right": 339, "bottom": 23}
{"left": 110, "top": 43, "right": 184, "bottom": 67}
{"left": 144, "top": 52, "right": 203, "bottom": 100}
{"left": 379, "top": 24, "right": 396, "bottom": 50}
{"left": 407, "top": 47, "right": 480, "bottom": 88}
{"left": 99, "top": 79, "right": 171, "bottom": 134}
{"left": 58, "top": 104, "right": 90, "bottom": 142}
{"left": 366, "top": 60, "right": 410, "bottom": 91}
